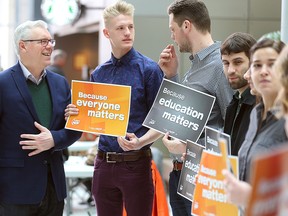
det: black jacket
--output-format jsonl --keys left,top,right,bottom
{"left": 224, "top": 88, "right": 256, "bottom": 156}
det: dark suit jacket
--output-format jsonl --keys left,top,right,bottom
{"left": 0, "top": 62, "right": 81, "bottom": 204}
{"left": 224, "top": 88, "right": 256, "bottom": 156}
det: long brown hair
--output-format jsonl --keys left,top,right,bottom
{"left": 274, "top": 45, "right": 288, "bottom": 114}
{"left": 250, "top": 38, "right": 285, "bottom": 60}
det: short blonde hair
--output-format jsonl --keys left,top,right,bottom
{"left": 103, "top": 0, "right": 134, "bottom": 27}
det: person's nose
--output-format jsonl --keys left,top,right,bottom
{"left": 170, "top": 32, "right": 175, "bottom": 41}
{"left": 48, "top": 41, "right": 55, "bottom": 47}
{"left": 260, "top": 64, "right": 270, "bottom": 76}
{"left": 124, "top": 27, "right": 131, "bottom": 36}
{"left": 228, "top": 64, "right": 236, "bottom": 74}
{"left": 45, "top": 41, "right": 54, "bottom": 49}
{"left": 244, "top": 69, "right": 250, "bottom": 81}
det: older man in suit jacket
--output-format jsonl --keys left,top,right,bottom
{"left": 0, "top": 20, "right": 81, "bottom": 216}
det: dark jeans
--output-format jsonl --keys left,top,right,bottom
{"left": 169, "top": 170, "right": 192, "bottom": 216}
{"left": 92, "top": 156, "right": 154, "bottom": 216}
{"left": 0, "top": 169, "right": 64, "bottom": 216}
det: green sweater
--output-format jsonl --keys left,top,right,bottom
{"left": 27, "top": 78, "right": 52, "bottom": 128}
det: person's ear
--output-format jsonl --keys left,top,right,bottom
{"left": 183, "top": 20, "right": 191, "bottom": 30}
{"left": 103, "top": 29, "right": 110, "bottom": 38}
{"left": 19, "top": 41, "right": 27, "bottom": 52}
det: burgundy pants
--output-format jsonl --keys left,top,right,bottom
{"left": 92, "top": 156, "right": 154, "bottom": 216}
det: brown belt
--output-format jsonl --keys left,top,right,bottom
{"left": 173, "top": 161, "right": 183, "bottom": 171}
{"left": 97, "top": 149, "right": 152, "bottom": 163}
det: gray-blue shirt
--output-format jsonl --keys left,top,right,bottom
{"left": 238, "top": 103, "right": 288, "bottom": 182}
{"left": 172, "top": 41, "right": 234, "bottom": 161}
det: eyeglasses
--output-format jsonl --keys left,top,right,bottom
{"left": 22, "top": 39, "right": 56, "bottom": 47}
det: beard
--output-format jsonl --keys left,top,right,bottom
{"left": 178, "top": 40, "right": 192, "bottom": 53}
{"left": 230, "top": 78, "right": 248, "bottom": 90}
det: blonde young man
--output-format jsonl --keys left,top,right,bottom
{"left": 66, "top": 1, "right": 163, "bottom": 215}
{"left": 91, "top": 1, "right": 164, "bottom": 215}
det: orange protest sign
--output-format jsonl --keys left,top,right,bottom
{"left": 192, "top": 150, "right": 239, "bottom": 216}
{"left": 65, "top": 80, "right": 131, "bottom": 136}
{"left": 246, "top": 144, "right": 288, "bottom": 216}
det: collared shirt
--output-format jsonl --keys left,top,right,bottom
{"left": 19, "top": 60, "right": 46, "bottom": 85}
{"left": 171, "top": 42, "right": 234, "bottom": 161}
{"left": 182, "top": 42, "right": 233, "bottom": 127}
{"left": 238, "top": 103, "right": 288, "bottom": 182}
{"left": 90, "top": 47, "right": 163, "bottom": 153}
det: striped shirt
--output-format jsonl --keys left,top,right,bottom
{"left": 172, "top": 41, "right": 234, "bottom": 161}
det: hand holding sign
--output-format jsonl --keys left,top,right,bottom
{"left": 65, "top": 80, "right": 131, "bottom": 137}
{"left": 222, "top": 169, "right": 252, "bottom": 207}
{"left": 162, "top": 132, "right": 186, "bottom": 154}
{"left": 65, "top": 104, "right": 79, "bottom": 120}
{"left": 143, "top": 79, "right": 215, "bottom": 143}
{"left": 191, "top": 150, "right": 239, "bottom": 216}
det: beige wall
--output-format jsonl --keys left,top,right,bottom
{"left": 132, "top": 0, "right": 281, "bottom": 75}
